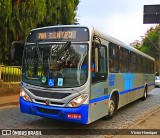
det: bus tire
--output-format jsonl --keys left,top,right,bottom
{"left": 106, "top": 96, "right": 117, "bottom": 119}
{"left": 141, "top": 86, "right": 148, "bottom": 100}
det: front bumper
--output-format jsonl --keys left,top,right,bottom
{"left": 20, "top": 97, "right": 89, "bottom": 124}
{"left": 155, "top": 82, "right": 160, "bottom": 87}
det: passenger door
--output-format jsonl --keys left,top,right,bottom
{"left": 89, "top": 39, "right": 109, "bottom": 123}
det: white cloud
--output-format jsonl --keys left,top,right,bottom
{"left": 77, "top": 0, "right": 159, "bottom": 44}
{"left": 78, "top": 11, "right": 151, "bottom": 44}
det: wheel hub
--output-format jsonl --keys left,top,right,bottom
{"left": 109, "top": 100, "right": 115, "bottom": 115}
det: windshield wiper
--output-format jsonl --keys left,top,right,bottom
{"left": 57, "top": 41, "right": 71, "bottom": 57}
{"left": 35, "top": 40, "right": 46, "bottom": 78}
{"left": 35, "top": 40, "right": 43, "bottom": 61}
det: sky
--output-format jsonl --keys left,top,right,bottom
{"left": 77, "top": 0, "right": 159, "bottom": 44}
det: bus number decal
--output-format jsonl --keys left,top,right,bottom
{"left": 38, "top": 33, "right": 47, "bottom": 39}
{"left": 37, "top": 31, "right": 76, "bottom": 40}
{"left": 109, "top": 74, "right": 115, "bottom": 86}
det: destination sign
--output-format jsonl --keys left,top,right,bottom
{"left": 27, "top": 27, "right": 89, "bottom": 42}
{"left": 37, "top": 31, "right": 76, "bottom": 40}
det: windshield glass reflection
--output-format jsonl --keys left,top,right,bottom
{"left": 22, "top": 43, "right": 88, "bottom": 87}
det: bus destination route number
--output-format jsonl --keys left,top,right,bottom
{"left": 37, "top": 31, "right": 76, "bottom": 40}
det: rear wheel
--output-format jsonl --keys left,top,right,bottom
{"left": 141, "top": 86, "right": 148, "bottom": 100}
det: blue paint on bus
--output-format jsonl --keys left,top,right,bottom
{"left": 20, "top": 83, "right": 154, "bottom": 124}
{"left": 90, "top": 95, "right": 110, "bottom": 104}
{"left": 123, "top": 73, "right": 135, "bottom": 90}
{"left": 109, "top": 74, "right": 115, "bottom": 86}
{"left": 20, "top": 97, "right": 89, "bottom": 124}
{"left": 119, "top": 86, "right": 144, "bottom": 95}
{"left": 89, "top": 83, "right": 154, "bottom": 103}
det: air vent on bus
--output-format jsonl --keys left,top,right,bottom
{"left": 29, "top": 89, "right": 71, "bottom": 99}
{"left": 35, "top": 99, "right": 64, "bottom": 105}
{"left": 36, "top": 107, "right": 59, "bottom": 115}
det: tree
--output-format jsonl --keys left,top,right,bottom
{"left": 0, "top": 0, "right": 46, "bottom": 63}
{"left": 10, "top": 0, "right": 46, "bottom": 40}
{"left": 0, "top": 0, "right": 12, "bottom": 63}
{"left": 0, "top": 0, "right": 80, "bottom": 64}
{"left": 137, "top": 25, "right": 160, "bottom": 73}
{"left": 60, "top": 0, "right": 79, "bottom": 25}
{"left": 139, "top": 25, "right": 160, "bottom": 60}
{"left": 39, "top": 0, "right": 79, "bottom": 27}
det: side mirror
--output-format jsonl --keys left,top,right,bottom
{"left": 11, "top": 41, "right": 25, "bottom": 66}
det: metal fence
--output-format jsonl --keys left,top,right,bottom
{"left": 0, "top": 65, "right": 21, "bottom": 82}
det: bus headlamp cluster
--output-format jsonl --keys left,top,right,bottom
{"left": 66, "top": 94, "right": 88, "bottom": 107}
{"left": 20, "top": 88, "right": 32, "bottom": 102}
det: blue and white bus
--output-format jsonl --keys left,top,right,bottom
{"left": 18, "top": 25, "right": 155, "bottom": 124}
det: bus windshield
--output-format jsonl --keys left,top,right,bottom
{"left": 22, "top": 43, "right": 88, "bottom": 87}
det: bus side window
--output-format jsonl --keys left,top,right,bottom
{"left": 130, "top": 51, "right": 137, "bottom": 73}
{"left": 109, "top": 43, "right": 119, "bottom": 73}
{"left": 92, "top": 43, "right": 107, "bottom": 83}
{"left": 120, "top": 47, "right": 129, "bottom": 73}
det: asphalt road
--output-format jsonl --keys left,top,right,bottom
{"left": 0, "top": 88, "right": 160, "bottom": 137}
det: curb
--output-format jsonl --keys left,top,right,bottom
{"left": 127, "top": 105, "right": 160, "bottom": 129}
{"left": 113, "top": 105, "right": 160, "bottom": 138}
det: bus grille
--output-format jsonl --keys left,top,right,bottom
{"left": 29, "top": 89, "right": 71, "bottom": 99}
{"left": 35, "top": 99, "right": 64, "bottom": 105}
{"left": 36, "top": 107, "right": 59, "bottom": 115}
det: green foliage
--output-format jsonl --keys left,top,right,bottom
{"left": 0, "top": 0, "right": 12, "bottom": 25}
{"left": 139, "top": 25, "right": 160, "bottom": 60}
{"left": 9, "top": 0, "right": 46, "bottom": 40}
{"left": 137, "top": 25, "right": 160, "bottom": 72}
{"left": 39, "top": 0, "right": 79, "bottom": 26}
{"left": 0, "top": 0, "right": 80, "bottom": 64}
{"left": 0, "top": 0, "right": 12, "bottom": 62}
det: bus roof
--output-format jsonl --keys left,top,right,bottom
{"left": 30, "top": 25, "right": 89, "bottom": 31}
{"left": 91, "top": 27, "right": 155, "bottom": 61}
{"left": 30, "top": 25, "right": 155, "bottom": 61}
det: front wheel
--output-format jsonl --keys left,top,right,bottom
{"left": 106, "top": 96, "right": 117, "bottom": 119}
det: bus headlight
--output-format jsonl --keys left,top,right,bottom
{"left": 20, "top": 88, "right": 32, "bottom": 102}
{"left": 66, "top": 94, "right": 88, "bottom": 107}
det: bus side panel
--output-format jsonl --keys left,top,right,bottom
{"left": 128, "top": 74, "right": 143, "bottom": 102}
{"left": 88, "top": 99, "right": 109, "bottom": 123}
{"left": 88, "top": 82, "right": 109, "bottom": 123}
{"left": 117, "top": 73, "right": 142, "bottom": 108}
{"left": 119, "top": 73, "right": 155, "bottom": 108}
{"left": 144, "top": 74, "right": 155, "bottom": 93}
{"left": 109, "top": 73, "right": 127, "bottom": 109}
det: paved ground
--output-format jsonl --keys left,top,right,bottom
{"left": 0, "top": 94, "right": 160, "bottom": 132}
{"left": 0, "top": 94, "right": 19, "bottom": 107}
{"left": 114, "top": 106, "right": 160, "bottom": 138}
{"left": 0, "top": 83, "right": 20, "bottom": 97}
{"left": 0, "top": 94, "right": 160, "bottom": 137}
{"left": 0, "top": 82, "right": 20, "bottom": 107}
